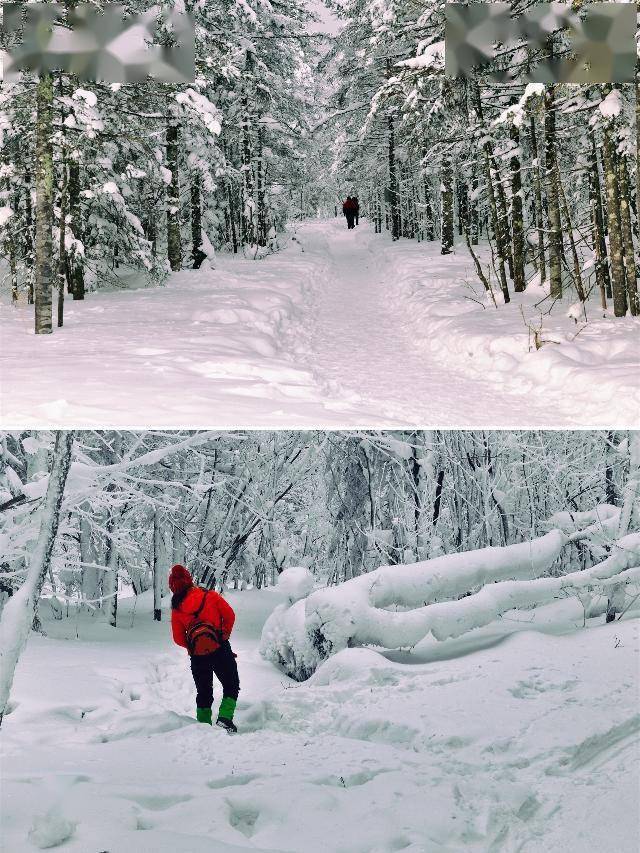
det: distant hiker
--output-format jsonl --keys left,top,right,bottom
{"left": 352, "top": 196, "right": 360, "bottom": 225}
{"left": 343, "top": 196, "right": 356, "bottom": 230}
{"left": 169, "top": 564, "right": 240, "bottom": 733}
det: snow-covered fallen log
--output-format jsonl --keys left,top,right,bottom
{"left": 260, "top": 531, "right": 640, "bottom": 681}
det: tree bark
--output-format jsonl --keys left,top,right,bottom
{"left": 618, "top": 154, "right": 638, "bottom": 315}
{"left": 34, "top": 73, "right": 54, "bottom": 334}
{"left": 440, "top": 153, "right": 454, "bottom": 255}
{"left": 388, "top": 114, "right": 400, "bottom": 241}
{"left": 166, "top": 118, "right": 182, "bottom": 271}
{"left": 589, "top": 134, "right": 611, "bottom": 307}
{"left": 601, "top": 112, "right": 628, "bottom": 316}
{"left": 544, "top": 85, "right": 563, "bottom": 298}
{"left": 529, "top": 115, "right": 546, "bottom": 284}
{"left": 509, "top": 123, "right": 525, "bottom": 292}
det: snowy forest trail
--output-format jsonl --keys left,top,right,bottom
{"left": 2, "top": 589, "right": 639, "bottom": 853}
{"left": 292, "top": 219, "right": 637, "bottom": 428}
{"left": 2, "top": 218, "right": 637, "bottom": 429}
{"left": 293, "top": 219, "right": 505, "bottom": 427}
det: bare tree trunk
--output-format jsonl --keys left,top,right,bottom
{"left": 153, "top": 511, "right": 166, "bottom": 621}
{"left": 440, "top": 153, "right": 454, "bottom": 254}
{"left": 57, "top": 156, "right": 68, "bottom": 327}
{"left": 35, "top": 73, "right": 54, "bottom": 334}
{"left": 589, "top": 134, "right": 611, "bottom": 308}
{"left": 166, "top": 117, "right": 182, "bottom": 272}
{"left": 388, "top": 114, "right": 400, "bottom": 241}
{"left": 601, "top": 112, "right": 628, "bottom": 316}
{"left": 556, "top": 165, "right": 586, "bottom": 302}
{"left": 0, "top": 431, "right": 75, "bottom": 726}
{"left": 618, "top": 154, "right": 639, "bottom": 315}
{"left": 544, "top": 85, "right": 563, "bottom": 298}
{"left": 509, "top": 123, "right": 525, "bottom": 292}
{"left": 529, "top": 115, "right": 546, "bottom": 284}
{"left": 104, "top": 509, "right": 119, "bottom": 628}
{"left": 190, "top": 171, "right": 206, "bottom": 268}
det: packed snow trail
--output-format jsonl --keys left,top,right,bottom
{"left": 292, "top": 219, "right": 639, "bottom": 428}
{"left": 2, "top": 589, "right": 639, "bottom": 852}
{"left": 2, "top": 218, "right": 637, "bottom": 429}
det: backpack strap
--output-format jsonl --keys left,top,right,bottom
{"left": 191, "top": 588, "right": 208, "bottom": 619}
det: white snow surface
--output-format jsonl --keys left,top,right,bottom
{"left": 1, "top": 219, "right": 638, "bottom": 429}
{"left": 2, "top": 588, "right": 639, "bottom": 852}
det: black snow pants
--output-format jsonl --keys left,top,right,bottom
{"left": 345, "top": 212, "right": 355, "bottom": 229}
{"left": 190, "top": 640, "right": 240, "bottom": 708}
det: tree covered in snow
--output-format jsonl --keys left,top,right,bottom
{"left": 1, "top": 428, "right": 638, "bottom": 692}
{"left": 310, "top": 0, "right": 638, "bottom": 313}
{"left": 0, "top": 0, "right": 320, "bottom": 331}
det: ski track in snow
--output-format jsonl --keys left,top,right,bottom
{"left": 3, "top": 218, "right": 637, "bottom": 429}
{"left": 2, "top": 590, "right": 639, "bottom": 852}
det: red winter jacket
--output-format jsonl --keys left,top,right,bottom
{"left": 171, "top": 587, "right": 236, "bottom": 653}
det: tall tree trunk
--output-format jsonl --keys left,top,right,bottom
{"left": 68, "top": 159, "right": 85, "bottom": 299}
{"left": 104, "top": 509, "right": 119, "bottom": 628}
{"left": 589, "top": 134, "right": 611, "bottom": 308}
{"left": 0, "top": 431, "right": 75, "bottom": 726}
{"left": 544, "top": 85, "right": 563, "bottom": 298}
{"left": 190, "top": 171, "right": 206, "bottom": 268}
{"left": 388, "top": 114, "right": 400, "bottom": 240}
{"left": 153, "top": 511, "right": 166, "bottom": 621}
{"left": 256, "top": 124, "right": 268, "bottom": 247}
{"left": 166, "top": 117, "right": 182, "bottom": 272}
{"left": 472, "top": 81, "right": 509, "bottom": 299}
{"left": 241, "top": 54, "right": 257, "bottom": 249}
{"left": 34, "top": 73, "right": 54, "bottom": 335}
{"left": 601, "top": 112, "right": 628, "bottom": 316}
{"left": 529, "top": 115, "right": 546, "bottom": 284}
{"left": 556, "top": 165, "right": 586, "bottom": 302}
{"left": 57, "top": 157, "right": 68, "bottom": 327}
{"left": 440, "top": 153, "right": 454, "bottom": 255}
{"left": 509, "top": 123, "right": 525, "bottom": 292}
{"left": 470, "top": 166, "right": 478, "bottom": 246}
{"left": 618, "top": 154, "right": 639, "bottom": 314}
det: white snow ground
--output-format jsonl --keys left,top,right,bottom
{"left": 2, "top": 588, "right": 639, "bottom": 852}
{"left": 1, "top": 219, "right": 638, "bottom": 429}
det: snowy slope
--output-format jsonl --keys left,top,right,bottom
{"left": 2, "top": 589, "right": 639, "bottom": 852}
{"left": 1, "top": 219, "right": 638, "bottom": 429}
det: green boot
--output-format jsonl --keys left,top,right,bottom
{"left": 196, "top": 707, "right": 212, "bottom": 725}
{"left": 216, "top": 697, "right": 237, "bottom": 733}
{"left": 218, "top": 696, "right": 236, "bottom": 720}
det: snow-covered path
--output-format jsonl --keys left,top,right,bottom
{"left": 293, "top": 221, "right": 521, "bottom": 427}
{"left": 2, "top": 591, "right": 639, "bottom": 852}
{"left": 2, "top": 218, "right": 637, "bottom": 429}
{"left": 293, "top": 219, "right": 639, "bottom": 428}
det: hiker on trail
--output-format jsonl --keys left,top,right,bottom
{"left": 343, "top": 196, "right": 356, "bottom": 230}
{"left": 169, "top": 564, "right": 240, "bottom": 733}
{"left": 352, "top": 196, "right": 360, "bottom": 225}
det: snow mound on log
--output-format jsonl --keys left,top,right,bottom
{"left": 276, "top": 566, "right": 315, "bottom": 603}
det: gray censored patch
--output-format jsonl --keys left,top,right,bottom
{"left": 445, "top": 2, "right": 636, "bottom": 83}
{"left": 1, "top": 3, "right": 194, "bottom": 82}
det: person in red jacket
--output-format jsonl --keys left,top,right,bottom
{"left": 342, "top": 196, "right": 356, "bottom": 229}
{"left": 169, "top": 564, "right": 240, "bottom": 733}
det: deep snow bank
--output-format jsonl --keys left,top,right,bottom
{"left": 380, "top": 239, "right": 640, "bottom": 429}
{"left": 0, "top": 233, "right": 355, "bottom": 429}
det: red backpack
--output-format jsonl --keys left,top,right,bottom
{"left": 185, "top": 589, "right": 224, "bottom": 655}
